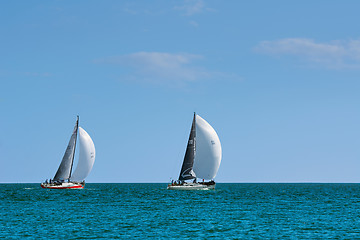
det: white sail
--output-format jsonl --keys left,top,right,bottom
{"left": 192, "top": 115, "right": 222, "bottom": 180}
{"left": 71, "top": 127, "right": 95, "bottom": 182}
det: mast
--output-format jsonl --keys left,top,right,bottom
{"left": 69, "top": 115, "right": 79, "bottom": 180}
{"left": 193, "top": 112, "right": 196, "bottom": 158}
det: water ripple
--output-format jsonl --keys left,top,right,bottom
{"left": 1, "top": 183, "right": 360, "bottom": 239}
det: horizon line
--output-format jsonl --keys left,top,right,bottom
{"left": 1, "top": 182, "right": 359, "bottom": 184}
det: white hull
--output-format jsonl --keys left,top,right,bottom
{"left": 41, "top": 182, "right": 84, "bottom": 189}
{"left": 167, "top": 183, "right": 215, "bottom": 190}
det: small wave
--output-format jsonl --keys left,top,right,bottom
{"left": 24, "top": 188, "right": 34, "bottom": 190}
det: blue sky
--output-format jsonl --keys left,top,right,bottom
{"left": 1, "top": 0, "right": 360, "bottom": 183}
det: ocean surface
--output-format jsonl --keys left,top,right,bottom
{"left": 1, "top": 183, "right": 360, "bottom": 239}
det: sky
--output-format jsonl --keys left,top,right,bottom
{"left": 1, "top": 0, "right": 360, "bottom": 183}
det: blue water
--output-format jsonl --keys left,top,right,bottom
{"left": 1, "top": 183, "right": 360, "bottom": 239}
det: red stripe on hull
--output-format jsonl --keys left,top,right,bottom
{"left": 41, "top": 184, "right": 84, "bottom": 189}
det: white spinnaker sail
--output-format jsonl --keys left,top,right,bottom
{"left": 71, "top": 127, "right": 95, "bottom": 181}
{"left": 192, "top": 115, "right": 222, "bottom": 180}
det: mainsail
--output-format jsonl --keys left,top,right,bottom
{"left": 71, "top": 127, "right": 96, "bottom": 182}
{"left": 192, "top": 115, "right": 222, "bottom": 180}
{"left": 178, "top": 113, "right": 196, "bottom": 181}
{"left": 53, "top": 117, "right": 79, "bottom": 181}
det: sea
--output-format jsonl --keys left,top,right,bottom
{"left": 1, "top": 183, "right": 360, "bottom": 239}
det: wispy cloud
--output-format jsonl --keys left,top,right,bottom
{"left": 174, "top": 0, "right": 207, "bottom": 16}
{"left": 255, "top": 38, "right": 360, "bottom": 69}
{"left": 189, "top": 20, "right": 199, "bottom": 27}
{"left": 95, "top": 52, "right": 214, "bottom": 85}
{"left": 123, "top": 7, "right": 138, "bottom": 15}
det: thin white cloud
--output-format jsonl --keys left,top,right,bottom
{"left": 96, "top": 52, "right": 212, "bottom": 84}
{"left": 189, "top": 20, "right": 199, "bottom": 27}
{"left": 174, "top": 0, "right": 205, "bottom": 16}
{"left": 255, "top": 38, "right": 360, "bottom": 69}
{"left": 123, "top": 8, "right": 138, "bottom": 15}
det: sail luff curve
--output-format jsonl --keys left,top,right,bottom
{"left": 71, "top": 127, "right": 95, "bottom": 182}
{"left": 192, "top": 115, "right": 222, "bottom": 180}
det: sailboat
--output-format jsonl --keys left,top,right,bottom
{"left": 168, "top": 113, "right": 222, "bottom": 190}
{"left": 41, "top": 116, "right": 95, "bottom": 189}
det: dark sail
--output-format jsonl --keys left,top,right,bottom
{"left": 53, "top": 117, "right": 79, "bottom": 181}
{"left": 179, "top": 113, "right": 196, "bottom": 181}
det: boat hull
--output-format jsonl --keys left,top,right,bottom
{"left": 167, "top": 183, "right": 215, "bottom": 190}
{"left": 41, "top": 182, "right": 84, "bottom": 189}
